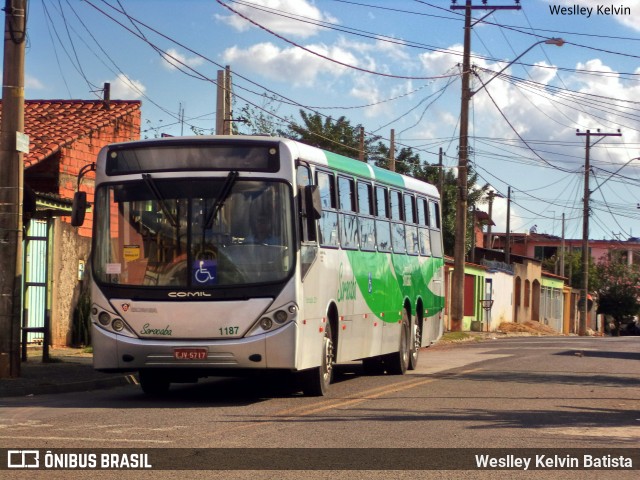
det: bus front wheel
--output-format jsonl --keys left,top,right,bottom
{"left": 139, "top": 369, "right": 170, "bottom": 396}
{"left": 301, "top": 321, "right": 334, "bottom": 396}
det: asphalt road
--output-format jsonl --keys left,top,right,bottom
{"left": 0, "top": 335, "right": 638, "bottom": 479}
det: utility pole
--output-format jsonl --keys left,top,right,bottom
{"left": 560, "top": 213, "right": 565, "bottom": 278}
{"left": 485, "top": 190, "right": 496, "bottom": 249}
{"left": 0, "top": 0, "right": 27, "bottom": 378}
{"left": 575, "top": 129, "right": 621, "bottom": 336}
{"left": 389, "top": 129, "right": 395, "bottom": 172}
{"left": 505, "top": 186, "right": 511, "bottom": 264}
{"left": 438, "top": 147, "right": 444, "bottom": 197}
{"left": 358, "top": 127, "right": 365, "bottom": 162}
{"left": 449, "top": 0, "right": 521, "bottom": 331}
{"left": 215, "top": 65, "right": 232, "bottom": 135}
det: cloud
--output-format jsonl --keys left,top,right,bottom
{"left": 161, "top": 48, "right": 204, "bottom": 71}
{"left": 215, "top": 0, "right": 337, "bottom": 39}
{"left": 108, "top": 73, "right": 146, "bottom": 99}
{"left": 25, "top": 75, "right": 44, "bottom": 91}
{"left": 221, "top": 42, "right": 357, "bottom": 87}
{"left": 488, "top": 194, "right": 526, "bottom": 234}
{"left": 418, "top": 44, "right": 464, "bottom": 76}
{"left": 529, "top": 62, "right": 558, "bottom": 85}
{"left": 349, "top": 76, "right": 387, "bottom": 118}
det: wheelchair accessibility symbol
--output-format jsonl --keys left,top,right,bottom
{"left": 193, "top": 259, "right": 217, "bottom": 285}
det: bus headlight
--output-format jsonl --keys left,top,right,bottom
{"left": 91, "top": 304, "right": 136, "bottom": 338}
{"left": 246, "top": 302, "right": 299, "bottom": 336}
{"left": 274, "top": 310, "right": 288, "bottom": 324}
{"left": 112, "top": 318, "right": 125, "bottom": 332}
{"left": 98, "top": 311, "right": 111, "bottom": 326}
{"left": 259, "top": 317, "right": 273, "bottom": 330}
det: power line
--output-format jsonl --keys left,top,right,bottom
{"left": 216, "top": 0, "right": 461, "bottom": 81}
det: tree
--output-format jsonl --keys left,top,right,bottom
{"left": 285, "top": 111, "right": 382, "bottom": 160}
{"left": 593, "top": 259, "right": 640, "bottom": 335}
{"left": 237, "top": 96, "right": 289, "bottom": 137}
{"left": 542, "top": 250, "right": 597, "bottom": 290}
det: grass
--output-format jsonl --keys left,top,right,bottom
{"left": 440, "top": 332, "right": 482, "bottom": 343}
{"left": 82, "top": 346, "right": 93, "bottom": 354}
{"left": 440, "top": 332, "right": 476, "bottom": 342}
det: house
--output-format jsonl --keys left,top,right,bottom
{"left": 0, "top": 98, "right": 141, "bottom": 347}
{"left": 491, "top": 231, "right": 640, "bottom": 268}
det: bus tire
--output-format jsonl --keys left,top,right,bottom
{"left": 385, "top": 310, "right": 410, "bottom": 375}
{"left": 139, "top": 369, "right": 170, "bottom": 396}
{"left": 408, "top": 316, "right": 421, "bottom": 371}
{"left": 301, "top": 321, "right": 334, "bottom": 396}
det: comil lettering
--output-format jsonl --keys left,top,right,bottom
{"left": 168, "top": 291, "right": 212, "bottom": 298}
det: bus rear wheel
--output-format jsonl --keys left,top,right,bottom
{"left": 384, "top": 310, "right": 410, "bottom": 375}
{"left": 301, "top": 321, "right": 334, "bottom": 396}
{"left": 139, "top": 369, "right": 170, "bottom": 396}
{"left": 408, "top": 317, "right": 421, "bottom": 371}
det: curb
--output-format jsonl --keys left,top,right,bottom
{"left": 0, "top": 374, "right": 138, "bottom": 398}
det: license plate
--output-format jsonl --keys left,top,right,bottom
{"left": 173, "top": 348, "right": 208, "bottom": 360}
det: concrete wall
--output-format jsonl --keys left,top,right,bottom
{"left": 513, "top": 260, "right": 542, "bottom": 323}
{"left": 50, "top": 218, "right": 91, "bottom": 346}
{"left": 485, "top": 270, "right": 513, "bottom": 330}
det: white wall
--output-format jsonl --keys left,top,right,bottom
{"left": 484, "top": 270, "right": 514, "bottom": 331}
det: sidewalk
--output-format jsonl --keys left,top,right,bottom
{"left": 0, "top": 346, "right": 136, "bottom": 398}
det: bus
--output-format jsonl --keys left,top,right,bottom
{"left": 72, "top": 136, "right": 445, "bottom": 396}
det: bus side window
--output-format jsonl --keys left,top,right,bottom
{"left": 390, "top": 190, "right": 405, "bottom": 254}
{"left": 417, "top": 197, "right": 431, "bottom": 256}
{"left": 357, "top": 181, "right": 375, "bottom": 251}
{"left": 429, "top": 200, "right": 443, "bottom": 258}
{"left": 317, "top": 171, "right": 339, "bottom": 247}
{"left": 429, "top": 200, "right": 441, "bottom": 229}
{"left": 404, "top": 193, "right": 418, "bottom": 255}
{"left": 338, "top": 176, "right": 358, "bottom": 250}
{"left": 375, "top": 186, "right": 391, "bottom": 252}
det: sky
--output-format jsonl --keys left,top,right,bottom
{"left": 10, "top": 0, "right": 640, "bottom": 241}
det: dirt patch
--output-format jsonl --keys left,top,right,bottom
{"left": 497, "top": 321, "right": 559, "bottom": 335}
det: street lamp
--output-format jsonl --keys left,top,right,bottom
{"left": 591, "top": 156, "right": 639, "bottom": 193}
{"left": 450, "top": 36, "right": 564, "bottom": 331}
{"left": 470, "top": 38, "right": 565, "bottom": 95}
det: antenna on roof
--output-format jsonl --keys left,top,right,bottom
{"left": 103, "top": 83, "right": 111, "bottom": 110}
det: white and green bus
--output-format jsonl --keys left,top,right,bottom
{"left": 72, "top": 136, "right": 444, "bottom": 396}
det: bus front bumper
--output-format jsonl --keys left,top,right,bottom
{"left": 92, "top": 321, "right": 297, "bottom": 372}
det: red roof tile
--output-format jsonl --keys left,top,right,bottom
{"left": 0, "top": 99, "right": 141, "bottom": 167}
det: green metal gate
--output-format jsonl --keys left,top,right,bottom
{"left": 22, "top": 219, "right": 51, "bottom": 348}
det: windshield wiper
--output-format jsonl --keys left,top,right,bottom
{"left": 205, "top": 171, "right": 239, "bottom": 229}
{"left": 142, "top": 173, "right": 178, "bottom": 228}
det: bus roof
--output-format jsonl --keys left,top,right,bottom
{"left": 98, "top": 135, "right": 439, "bottom": 198}
{"left": 285, "top": 138, "right": 439, "bottom": 198}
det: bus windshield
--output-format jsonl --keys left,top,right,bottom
{"left": 92, "top": 177, "right": 294, "bottom": 287}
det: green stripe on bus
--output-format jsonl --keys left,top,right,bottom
{"left": 370, "top": 167, "right": 405, "bottom": 189}
{"left": 323, "top": 150, "right": 407, "bottom": 188}
{"left": 324, "top": 150, "right": 372, "bottom": 178}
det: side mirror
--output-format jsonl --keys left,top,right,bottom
{"left": 71, "top": 191, "right": 87, "bottom": 227}
{"left": 304, "top": 185, "right": 322, "bottom": 220}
